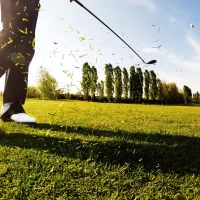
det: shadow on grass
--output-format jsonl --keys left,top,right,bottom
{"left": 1, "top": 123, "right": 200, "bottom": 174}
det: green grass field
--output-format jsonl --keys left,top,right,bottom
{"left": 1, "top": 99, "right": 200, "bottom": 199}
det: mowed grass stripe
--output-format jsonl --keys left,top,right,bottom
{"left": 1, "top": 99, "right": 200, "bottom": 199}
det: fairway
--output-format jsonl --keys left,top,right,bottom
{"left": 1, "top": 99, "right": 200, "bottom": 199}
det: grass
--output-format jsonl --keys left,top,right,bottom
{"left": 1, "top": 99, "right": 200, "bottom": 199}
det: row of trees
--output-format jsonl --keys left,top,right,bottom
{"left": 81, "top": 62, "right": 163, "bottom": 102}
{"left": 80, "top": 62, "right": 192, "bottom": 104}
{"left": 25, "top": 63, "right": 193, "bottom": 105}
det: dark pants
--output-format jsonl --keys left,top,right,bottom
{"left": 0, "top": 0, "right": 40, "bottom": 104}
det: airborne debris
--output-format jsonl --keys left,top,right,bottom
{"left": 79, "top": 54, "right": 88, "bottom": 58}
{"left": 152, "top": 45, "right": 161, "bottom": 49}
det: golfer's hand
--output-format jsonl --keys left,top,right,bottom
{"left": 70, "top": 0, "right": 73, "bottom": 2}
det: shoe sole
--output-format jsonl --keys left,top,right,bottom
{"left": 1, "top": 117, "right": 36, "bottom": 124}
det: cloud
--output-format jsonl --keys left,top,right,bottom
{"left": 167, "top": 53, "right": 200, "bottom": 72}
{"left": 158, "top": 71, "right": 182, "bottom": 83}
{"left": 142, "top": 48, "right": 159, "bottom": 54}
{"left": 127, "top": 0, "right": 159, "bottom": 13}
{"left": 186, "top": 35, "right": 200, "bottom": 59}
{"left": 141, "top": 47, "right": 200, "bottom": 72}
{"left": 167, "top": 16, "right": 178, "bottom": 24}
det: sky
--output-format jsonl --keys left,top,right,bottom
{"left": 0, "top": 0, "right": 200, "bottom": 94}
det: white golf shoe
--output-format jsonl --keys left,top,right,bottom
{"left": 0, "top": 102, "right": 36, "bottom": 123}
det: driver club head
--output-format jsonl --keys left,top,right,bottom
{"left": 146, "top": 60, "right": 157, "bottom": 64}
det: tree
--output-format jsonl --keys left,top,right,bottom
{"left": 97, "top": 81, "right": 104, "bottom": 101}
{"left": 38, "top": 68, "right": 59, "bottom": 100}
{"left": 168, "top": 83, "right": 180, "bottom": 101}
{"left": 144, "top": 70, "right": 150, "bottom": 100}
{"left": 65, "top": 86, "right": 71, "bottom": 99}
{"left": 81, "top": 62, "right": 91, "bottom": 101}
{"left": 197, "top": 92, "right": 199, "bottom": 103}
{"left": 105, "top": 63, "right": 114, "bottom": 102}
{"left": 114, "top": 66, "right": 123, "bottom": 102}
{"left": 129, "top": 66, "right": 136, "bottom": 100}
{"left": 157, "top": 79, "right": 163, "bottom": 101}
{"left": 26, "top": 86, "right": 41, "bottom": 98}
{"left": 122, "top": 67, "right": 129, "bottom": 100}
{"left": 183, "top": 85, "right": 192, "bottom": 104}
{"left": 76, "top": 90, "right": 83, "bottom": 97}
{"left": 193, "top": 91, "right": 199, "bottom": 103}
{"left": 90, "top": 66, "right": 98, "bottom": 101}
{"left": 162, "top": 81, "right": 184, "bottom": 104}
{"left": 161, "top": 81, "right": 169, "bottom": 102}
{"left": 149, "top": 70, "right": 158, "bottom": 100}
{"left": 136, "top": 67, "right": 143, "bottom": 101}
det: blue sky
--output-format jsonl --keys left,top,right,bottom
{"left": 0, "top": 0, "right": 200, "bottom": 94}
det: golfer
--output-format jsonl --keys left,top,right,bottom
{"left": 0, "top": 0, "right": 73, "bottom": 123}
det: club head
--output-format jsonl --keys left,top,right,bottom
{"left": 147, "top": 60, "right": 157, "bottom": 64}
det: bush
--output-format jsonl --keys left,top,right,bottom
{"left": 26, "top": 86, "right": 41, "bottom": 98}
{"left": 65, "top": 92, "right": 71, "bottom": 99}
{"left": 37, "top": 68, "right": 59, "bottom": 100}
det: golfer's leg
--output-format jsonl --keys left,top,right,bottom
{"left": 3, "top": 45, "right": 34, "bottom": 104}
{"left": 0, "top": 0, "right": 40, "bottom": 122}
{"left": 0, "top": 0, "right": 39, "bottom": 77}
{"left": 2, "top": 0, "right": 40, "bottom": 105}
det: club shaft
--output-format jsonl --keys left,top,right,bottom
{"left": 73, "top": 0, "right": 146, "bottom": 64}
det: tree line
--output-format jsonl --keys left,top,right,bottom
{"left": 25, "top": 63, "right": 194, "bottom": 105}
{"left": 81, "top": 62, "right": 193, "bottom": 104}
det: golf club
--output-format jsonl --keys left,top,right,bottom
{"left": 73, "top": 0, "right": 157, "bottom": 65}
